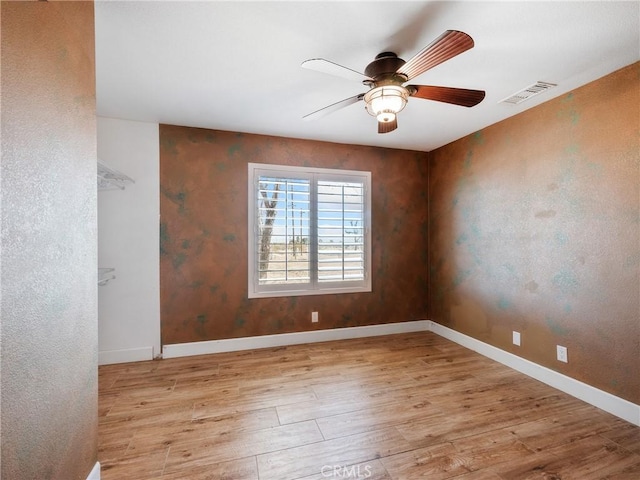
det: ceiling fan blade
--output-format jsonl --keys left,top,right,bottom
{"left": 378, "top": 117, "right": 398, "bottom": 134}
{"left": 301, "top": 58, "right": 371, "bottom": 82}
{"left": 397, "top": 30, "right": 474, "bottom": 81}
{"left": 303, "top": 93, "right": 365, "bottom": 121}
{"left": 409, "top": 85, "right": 485, "bottom": 107}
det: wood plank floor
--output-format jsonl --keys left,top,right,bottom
{"left": 98, "top": 332, "right": 640, "bottom": 479}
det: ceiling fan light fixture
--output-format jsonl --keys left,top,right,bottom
{"left": 303, "top": 29, "right": 484, "bottom": 134}
{"left": 376, "top": 111, "right": 396, "bottom": 123}
{"left": 364, "top": 85, "right": 408, "bottom": 122}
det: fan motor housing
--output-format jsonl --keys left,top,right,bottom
{"left": 364, "top": 52, "right": 407, "bottom": 83}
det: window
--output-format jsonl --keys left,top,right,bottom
{"left": 248, "top": 163, "right": 371, "bottom": 298}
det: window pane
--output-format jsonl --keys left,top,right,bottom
{"left": 249, "top": 163, "right": 370, "bottom": 298}
{"left": 317, "top": 180, "right": 365, "bottom": 282}
{"left": 257, "top": 176, "right": 311, "bottom": 285}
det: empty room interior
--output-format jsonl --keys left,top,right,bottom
{"left": 2, "top": 1, "right": 640, "bottom": 480}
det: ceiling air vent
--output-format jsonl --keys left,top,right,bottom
{"left": 500, "top": 81, "right": 557, "bottom": 105}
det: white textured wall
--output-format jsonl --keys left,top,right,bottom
{"left": 98, "top": 117, "right": 160, "bottom": 364}
{"left": 1, "top": 2, "right": 98, "bottom": 478}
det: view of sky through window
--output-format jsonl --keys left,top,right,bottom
{"left": 257, "top": 175, "right": 365, "bottom": 285}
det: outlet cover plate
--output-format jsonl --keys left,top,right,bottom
{"left": 557, "top": 345, "right": 568, "bottom": 363}
{"left": 311, "top": 311, "right": 318, "bottom": 323}
{"left": 512, "top": 331, "right": 521, "bottom": 346}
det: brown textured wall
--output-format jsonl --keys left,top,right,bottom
{"left": 160, "top": 126, "right": 429, "bottom": 344}
{"left": 1, "top": 1, "right": 98, "bottom": 479}
{"left": 429, "top": 63, "right": 639, "bottom": 404}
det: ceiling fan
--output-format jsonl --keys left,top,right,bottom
{"left": 302, "top": 30, "right": 485, "bottom": 134}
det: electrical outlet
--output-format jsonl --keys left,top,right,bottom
{"left": 512, "top": 331, "right": 521, "bottom": 346}
{"left": 557, "top": 345, "right": 568, "bottom": 363}
{"left": 311, "top": 311, "right": 318, "bottom": 323}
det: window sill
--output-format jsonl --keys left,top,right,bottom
{"left": 248, "top": 284, "right": 372, "bottom": 299}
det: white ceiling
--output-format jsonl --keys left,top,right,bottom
{"left": 95, "top": 1, "right": 639, "bottom": 152}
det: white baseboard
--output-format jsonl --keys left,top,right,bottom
{"left": 162, "top": 320, "right": 430, "bottom": 359}
{"left": 428, "top": 321, "right": 640, "bottom": 426}
{"left": 98, "top": 346, "right": 154, "bottom": 365}
{"left": 157, "top": 319, "right": 640, "bottom": 426}
{"left": 86, "top": 462, "right": 100, "bottom": 480}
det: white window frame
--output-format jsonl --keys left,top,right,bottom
{"left": 248, "top": 163, "right": 371, "bottom": 298}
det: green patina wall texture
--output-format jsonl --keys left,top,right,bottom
{"left": 160, "top": 126, "right": 430, "bottom": 345}
{"left": 429, "top": 63, "right": 639, "bottom": 404}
